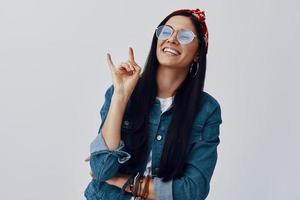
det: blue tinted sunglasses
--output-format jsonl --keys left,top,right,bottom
{"left": 155, "top": 25, "right": 197, "bottom": 45}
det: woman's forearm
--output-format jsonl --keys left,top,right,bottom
{"left": 101, "top": 92, "right": 129, "bottom": 150}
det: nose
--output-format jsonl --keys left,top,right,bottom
{"left": 166, "top": 30, "right": 179, "bottom": 44}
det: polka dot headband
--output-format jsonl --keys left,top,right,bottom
{"left": 171, "top": 8, "right": 209, "bottom": 53}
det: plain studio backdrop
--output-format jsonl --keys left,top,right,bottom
{"left": 0, "top": 0, "right": 299, "bottom": 199}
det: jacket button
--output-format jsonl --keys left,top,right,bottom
{"left": 156, "top": 134, "right": 162, "bottom": 141}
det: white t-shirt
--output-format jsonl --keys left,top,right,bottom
{"left": 156, "top": 96, "right": 174, "bottom": 114}
{"left": 130, "top": 95, "right": 174, "bottom": 199}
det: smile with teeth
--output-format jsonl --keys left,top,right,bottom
{"left": 163, "top": 47, "right": 180, "bottom": 56}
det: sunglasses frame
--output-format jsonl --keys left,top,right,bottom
{"left": 155, "top": 24, "right": 198, "bottom": 45}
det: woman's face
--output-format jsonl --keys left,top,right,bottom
{"left": 156, "top": 15, "right": 199, "bottom": 70}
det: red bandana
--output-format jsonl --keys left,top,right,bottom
{"left": 171, "top": 8, "right": 209, "bottom": 53}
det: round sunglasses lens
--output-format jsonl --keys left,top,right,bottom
{"left": 156, "top": 25, "right": 172, "bottom": 40}
{"left": 178, "top": 30, "right": 194, "bottom": 44}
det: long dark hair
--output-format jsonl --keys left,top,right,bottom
{"left": 121, "top": 11, "right": 207, "bottom": 181}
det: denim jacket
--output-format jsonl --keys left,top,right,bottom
{"left": 84, "top": 85, "right": 222, "bottom": 200}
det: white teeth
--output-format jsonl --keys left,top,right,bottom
{"left": 163, "top": 47, "right": 180, "bottom": 55}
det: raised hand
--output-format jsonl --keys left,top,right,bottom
{"left": 106, "top": 47, "right": 141, "bottom": 100}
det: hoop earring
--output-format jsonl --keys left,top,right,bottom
{"left": 189, "top": 62, "right": 199, "bottom": 78}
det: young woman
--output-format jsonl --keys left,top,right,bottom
{"left": 84, "top": 8, "right": 222, "bottom": 200}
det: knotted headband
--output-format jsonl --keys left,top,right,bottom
{"left": 171, "top": 8, "right": 209, "bottom": 53}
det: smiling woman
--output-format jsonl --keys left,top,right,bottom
{"left": 156, "top": 16, "right": 199, "bottom": 72}
{"left": 84, "top": 8, "right": 222, "bottom": 200}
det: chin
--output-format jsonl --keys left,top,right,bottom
{"left": 158, "top": 55, "right": 181, "bottom": 66}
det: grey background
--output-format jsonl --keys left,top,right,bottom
{"left": 0, "top": 0, "right": 299, "bottom": 199}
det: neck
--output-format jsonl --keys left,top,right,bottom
{"left": 156, "top": 65, "right": 188, "bottom": 98}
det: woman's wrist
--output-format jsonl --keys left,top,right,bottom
{"left": 121, "top": 173, "right": 151, "bottom": 199}
{"left": 112, "top": 92, "right": 130, "bottom": 105}
{"left": 106, "top": 173, "right": 154, "bottom": 200}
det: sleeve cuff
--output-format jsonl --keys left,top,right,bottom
{"left": 90, "top": 134, "right": 131, "bottom": 163}
{"left": 153, "top": 177, "right": 173, "bottom": 200}
{"left": 90, "top": 134, "right": 110, "bottom": 153}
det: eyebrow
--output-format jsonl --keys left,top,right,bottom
{"left": 165, "top": 24, "right": 192, "bottom": 31}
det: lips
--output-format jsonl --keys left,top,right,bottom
{"left": 162, "top": 47, "right": 181, "bottom": 56}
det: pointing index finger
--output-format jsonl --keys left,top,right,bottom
{"left": 106, "top": 53, "right": 116, "bottom": 71}
{"left": 128, "top": 47, "right": 135, "bottom": 63}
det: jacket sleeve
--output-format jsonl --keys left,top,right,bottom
{"left": 153, "top": 103, "right": 222, "bottom": 200}
{"left": 89, "top": 85, "right": 131, "bottom": 182}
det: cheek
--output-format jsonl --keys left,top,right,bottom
{"left": 156, "top": 41, "right": 163, "bottom": 51}
{"left": 179, "top": 46, "right": 198, "bottom": 66}
{"left": 183, "top": 44, "right": 198, "bottom": 59}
